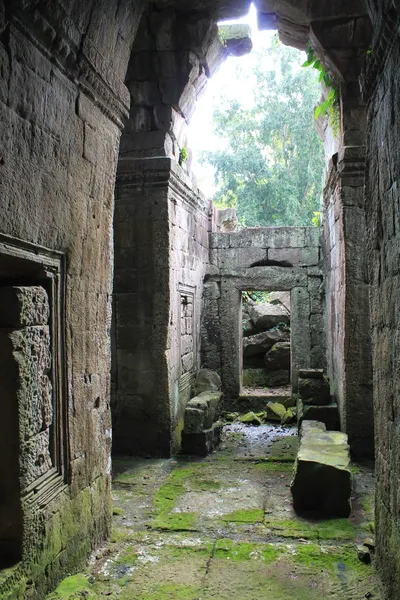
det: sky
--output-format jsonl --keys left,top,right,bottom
{"left": 187, "top": 4, "right": 313, "bottom": 197}
{"left": 187, "top": 4, "right": 277, "bottom": 196}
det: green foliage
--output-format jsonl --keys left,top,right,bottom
{"left": 302, "top": 45, "right": 340, "bottom": 136}
{"left": 242, "top": 290, "right": 270, "bottom": 304}
{"left": 200, "top": 39, "right": 324, "bottom": 227}
{"left": 311, "top": 211, "right": 321, "bottom": 226}
{"left": 179, "top": 146, "right": 189, "bottom": 166}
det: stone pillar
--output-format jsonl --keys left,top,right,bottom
{"left": 0, "top": 286, "right": 52, "bottom": 563}
{"left": 290, "top": 286, "right": 311, "bottom": 391}
{"left": 219, "top": 281, "right": 242, "bottom": 398}
{"left": 322, "top": 83, "right": 374, "bottom": 458}
{"left": 113, "top": 158, "right": 210, "bottom": 456}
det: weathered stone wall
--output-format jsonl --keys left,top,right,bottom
{"left": 112, "top": 158, "right": 210, "bottom": 457}
{"left": 202, "top": 227, "right": 325, "bottom": 398}
{"left": 0, "top": 1, "right": 147, "bottom": 596}
{"left": 320, "top": 90, "right": 374, "bottom": 459}
{"left": 362, "top": 2, "right": 400, "bottom": 594}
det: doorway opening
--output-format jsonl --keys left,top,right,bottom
{"left": 237, "top": 289, "right": 295, "bottom": 424}
{"left": 242, "top": 290, "right": 291, "bottom": 390}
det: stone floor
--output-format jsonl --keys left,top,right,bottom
{"left": 48, "top": 424, "right": 383, "bottom": 600}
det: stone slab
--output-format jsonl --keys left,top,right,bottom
{"left": 181, "top": 421, "right": 222, "bottom": 456}
{"left": 297, "top": 400, "right": 340, "bottom": 431}
{"left": 291, "top": 422, "right": 351, "bottom": 517}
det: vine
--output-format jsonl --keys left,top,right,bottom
{"left": 302, "top": 46, "right": 340, "bottom": 137}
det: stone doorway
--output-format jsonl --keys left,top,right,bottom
{"left": 242, "top": 290, "right": 291, "bottom": 390}
{"left": 240, "top": 290, "right": 293, "bottom": 422}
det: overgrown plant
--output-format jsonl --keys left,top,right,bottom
{"left": 179, "top": 146, "right": 189, "bottom": 166}
{"left": 311, "top": 211, "right": 321, "bottom": 227}
{"left": 302, "top": 46, "right": 340, "bottom": 137}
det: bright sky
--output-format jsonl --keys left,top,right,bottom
{"left": 187, "top": 4, "right": 306, "bottom": 197}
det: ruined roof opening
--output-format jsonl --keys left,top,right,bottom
{"left": 188, "top": 5, "right": 325, "bottom": 228}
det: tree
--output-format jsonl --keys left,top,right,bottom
{"left": 200, "top": 38, "right": 325, "bottom": 227}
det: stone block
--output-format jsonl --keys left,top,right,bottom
{"left": 0, "top": 286, "right": 49, "bottom": 327}
{"left": 242, "top": 368, "right": 269, "bottom": 387}
{"left": 269, "top": 291, "right": 291, "bottom": 312}
{"left": 264, "top": 342, "right": 291, "bottom": 371}
{"left": 248, "top": 303, "right": 289, "bottom": 331}
{"left": 184, "top": 390, "right": 223, "bottom": 433}
{"left": 297, "top": 400, "right": 340, "bottom": 430}
{"left": 195, "top": 368, "right": 221, "bottom": 394}
{"left": 181, "top": 421, "right": 222, "bottom": 456}
{"left": 243, "top": 329, "right": 288, "bottom": 356}
{"left": 291, "top": 423, "right": 351, "bottom": 517}
{"left": 267, "top": 369, "right": 290, "bottom": 386}
{"left": 298, "top": 377, "right": 330, "bottom": 405}
{"left": 299, "top": 369, "right": 324, "bottom": 379}
{"left": 268, "top": 247, "right": 320, "bottom": 267}
{"left": 184, "top": 406, "right": 205, "bottom": 434}
{"left": 266, "top": 401, "right": 287, "bottom": 422}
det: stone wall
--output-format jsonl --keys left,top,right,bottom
{"left": 112, "top": 158, "right": 210, "bottom": 456}
{"left": 0, "top": 1, "right": 147, "bottom": 596}
{"left": 202, "top": 227, "right": 325, "bottom": 398}
{"left": 362, "top": 2, "right": 400, "bottom": 594}
{"left": 322, "top": 145, "right": 373, "bottom": 458}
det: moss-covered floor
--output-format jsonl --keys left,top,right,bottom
{"left": 47, "top": 424, "right": 383, "bottom": 600}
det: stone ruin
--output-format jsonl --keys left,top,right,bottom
{"left": 1, "top": 0, "right": 400, "bottom": 598}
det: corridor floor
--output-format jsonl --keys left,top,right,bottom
{"left": 48, "top": 424, "right": 384, "bottom": 600}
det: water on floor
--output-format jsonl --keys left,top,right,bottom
{"left": 47, "top": 424, "right": 383, "bottom": 600}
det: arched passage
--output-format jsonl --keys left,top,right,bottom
{"left": 3, "top": 0, "right": 400, "bottom": 597}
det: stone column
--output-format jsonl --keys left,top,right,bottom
{"left": 0, "top": 286, "right": 52, "bottom": 563}
{"left": 322, "top": 84, "right": 374, "bottom": 458}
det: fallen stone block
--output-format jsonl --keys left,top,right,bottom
{"left": 298, "top": 377, "right": 330, "bottom": 405}
{"left": 269, "top": 291, "right": 291, "bottom": 312}
{"left": 184, "top": 391, "right": 223, "bottom": 433}
{"left": 182, "top": 422, "right": 222, "bottom": 456}
{"left": 266, "top": 401, "right": 287, "bottom": 422}
{"left": 297, "top": 400, "right": 339, "bottom": 430}
{"left": 195, "top": 369, "right": 221, "bottom": 395}
{"left": 248, "top": 303, "right": 289, "bottom": 331}
{"left": 239, "top": 411, "right": 262, "bottom": 425}
{"left": 264, "top": 342, "right": 291, "bottom": 371}
{"left": 291, "top": 421, "right": 352, "bottom": 517}
{"left": 243, "top": 329, "right": 288, "bottom": 357}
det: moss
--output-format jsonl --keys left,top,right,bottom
{"left": 172, "top": 417, "right": 185, "bottom": 453}
{"left": 162, "top": 544, "right": 212, "bottom": 561}
{"left": 190, "top": 478, "right": 221, "bottom": 491}
{"left": 360, "top": 492, "right": 375, "bottom": 516}
{"left": 263, "top": 517, "right": 356, "bottom": 541}
{"left": 113, "top": 471, "right": 140, "bottom": 485}
{"left": 115, "top": 545, "right": 139, "bottom": 567}
{"left": 316, "top": 518, "right": 356, "bottom": 540}
{"left": 254, "top": 460, "right": 294, "bottom": 472}
{"left": 292, "top": 543, "right": 370, "bottom": 575}
{"left": 221, "top": 509, "right": 264, "bottom": 523}
{"left": 151, "top": 512, "right": 197, "bottom": 531}
{"left": 112, "top": 507, "right": 125, "bottom": 516}
{"left": 214, "top": 539, "right": 279, "bottom": 563}
{"left": 349, "top": 463, "right": 362, "bottom": 474}
{"left": 121, "top": 582, "right": 201, "bottom": 600}
{"left": 47, "top": 574, "right": 96, "bottom": 599}
{"left": 110, "top": 528, "right": 136, "bottom": 544}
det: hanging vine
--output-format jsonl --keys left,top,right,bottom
{"left": 302, "top": 46, "right": 340, "bottom": 137}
